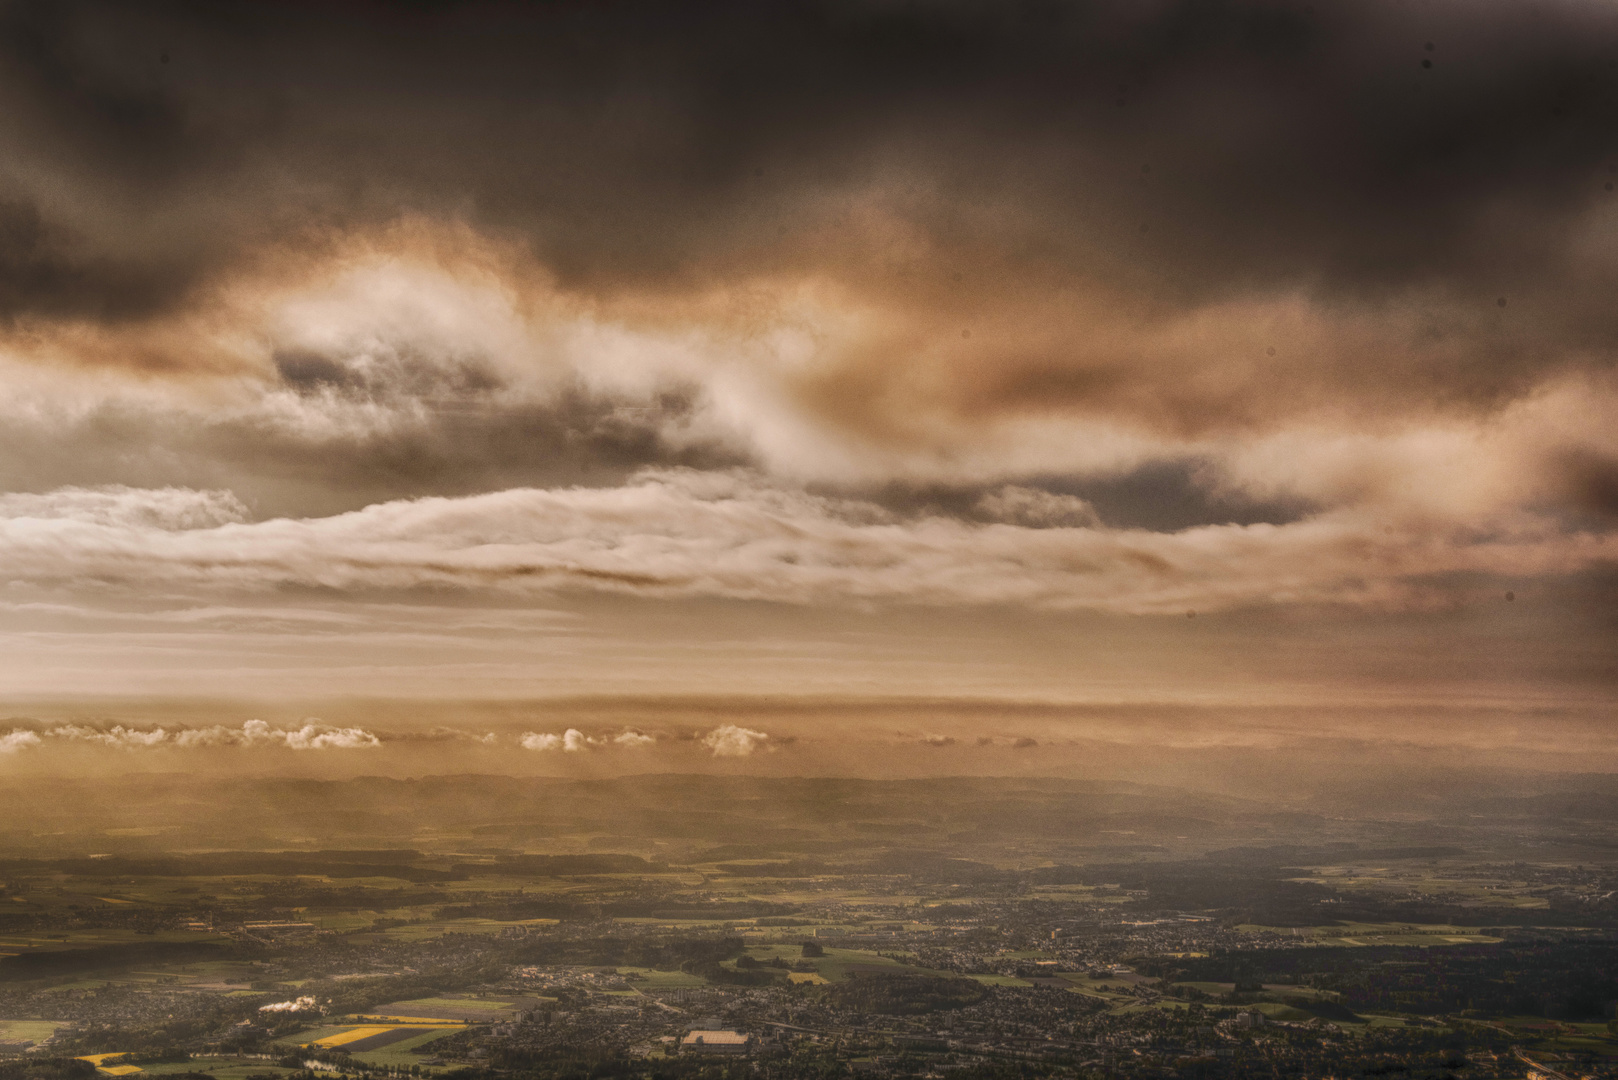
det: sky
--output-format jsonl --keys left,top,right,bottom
{"left": 0, "top": 0, "right": 1614, "bottom": 777}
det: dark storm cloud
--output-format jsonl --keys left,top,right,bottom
{"left": 848, "top": 460, "right": 1316, "bottom": 531}
{"left": 1558, "top": 449, "right": 1618, "bottom": 522}
{"left": 3, "top": 0, "right": 1618, "bottom": 328}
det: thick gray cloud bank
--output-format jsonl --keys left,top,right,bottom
{"left": 4, "top": 0, "right": 1618, "bottom": 327}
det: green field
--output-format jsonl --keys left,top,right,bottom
{"left": 355, "top": 918, "right": 560, "bottom": 943}
{"left": 0, "top": 1020, "right": 63, "bottom": 1043}
{"left": 964, "top": 974, "right": 1033, "bottom": 987}
{"left": 1172, "top": 980, "right": 1340, "bottom": 999}
{"left": 0, "top": 929, "right": 232, "bottom": 953}
{"left": 386, "top": 997, "right": 515, "bottom": 1013}
{"left": 287, "top": 1024, "right": 356, "bottom": 1044}
{"left": 271, "top": 1021, "right": 463, "bottom": 1066}
{"left": 1237, "top": 922, "right": 1504, "bottom": 947}
{"left": 143, "top": 1061, "right": 297, "bottom": 1080}
{"left": 729, "top": 942, "right": 1039, "bottom": 989}
{"left": 346, "top": 1027, "right": 461, "bottom": 1068}
{"left": 1293, "top": 867, "right": 1556, "bottom": 911}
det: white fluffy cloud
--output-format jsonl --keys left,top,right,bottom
{"left": 174, "top": 720, "right": 380, "bottom": 750}
{"left": 33, "top": 725, "right": 171, "bottom": 749}
{"left": 0, "top": 720, "right": 381, "bottom": 753}
{"left": 520, "top": 728, "right": 590, "bottom": 752}
{"left": 521, "top": 728, "right": 658, "bottom": 752}
{"left": 0, "top": 731, "right": 41, "bottom": 754}
{"left": 703, "top": 724, "right": 770, "bottom": 757}
{"left": 260, "top": 996, "right": 318, "bottom": 1013}
{"left": 269, "top": 722, "right": 382, "bottom": 750}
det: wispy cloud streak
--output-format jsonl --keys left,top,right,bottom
{"left": 0, "top": 474, "right": 1608, "bottom": 615}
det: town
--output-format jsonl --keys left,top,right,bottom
{"left": 1, "top": 841, "right": 1615, "bottom": 1080}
